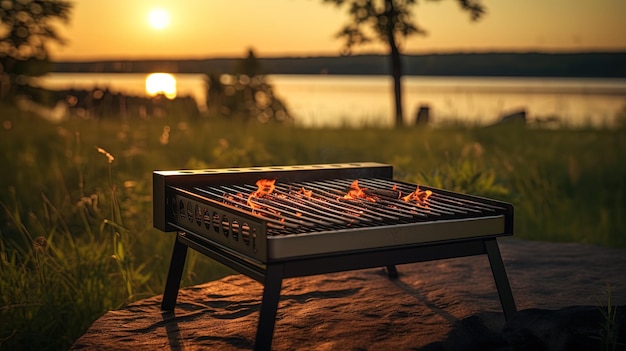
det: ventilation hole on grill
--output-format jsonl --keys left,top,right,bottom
{"left": 251, "top": 228, "right": 257, "bottom": 252}
{"left": 195, "top": 205, "right": 202, "bottom": 226}
{"left": 179, "top": 200, "right": 185, "bottom": 221}
{"left": 240, "top": 222, "right": 250, "bottom": 246}
{"left": 170, "top": 196, "right": 177, "bottom": 216}
{"left": 232, "top": 219, "right": 240, "bottom": 242}
{"left": 178, "top": 170, "right": 194, "bottom": 174}
{"left": 203, "top": 208, "right": 210, "bottom": 230}
{"left": 187, "top": 202, "right": 193, "bottom": 223}
{"left": 212, "top": 212, "right": 220, "bottom": 234}
{"left": 221, "top": 215, "right": 231, "bottom": 239}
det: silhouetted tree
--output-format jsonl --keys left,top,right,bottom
{"left": 236, "top": 48, "right": 263, "bottom": 77}
{"left": 323, "top": 0, "right": 485, "bottom": 127}
{"left": 0, "top": 0, "right": 72, "bottom": 102}
{"left": 205, "top": 48, "right": 291, "bottom": 123}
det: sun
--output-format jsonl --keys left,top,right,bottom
{"left": 147, "top": 8, "right": 170, "bottom": 30}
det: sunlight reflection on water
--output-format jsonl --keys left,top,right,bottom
{"left": 35, "top": 73, "right": 626, "bottom": 128}
{"left": 145, "top": 73, "right": 177, "bottom": 99}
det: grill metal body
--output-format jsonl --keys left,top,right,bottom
{"left": 153, "top": 162, "right": 517, "bottom": 350}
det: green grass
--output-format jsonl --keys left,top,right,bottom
{"left": 1, "top": 104, "right": 625, "bottom": 350}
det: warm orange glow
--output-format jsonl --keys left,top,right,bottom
{"left": 147, "top": 8, "right": 170, "bottom": 30}
{"left": 49, "top": 1, "right": 626, "bottom": 61}
{"left": 343, "top": 180, "right": 376, "bottom": 202}
{"left": 299, "top": 187, "right": 313, "bottom": 198}
{"left": 402, "top": 186, "right": 432, "bottom": 205}
{"left": 248, "top": 179, "right": 276, "bottom": 209}
{"left": 145, "top": 73, "right": 177, "bottom": 99}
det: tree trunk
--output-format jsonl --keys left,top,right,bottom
{"left": 385, "top": 0, "right": 404, "bottom": 128}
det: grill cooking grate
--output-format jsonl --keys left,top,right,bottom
{"left": 192, "top": 178, "right": 506, "bottom": 236}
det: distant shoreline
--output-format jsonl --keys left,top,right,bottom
{"left": 52, "top": 52, "right": 626, "bottom": 78}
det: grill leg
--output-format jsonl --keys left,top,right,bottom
{"left": 254, "top": 264, "right": 284, "bottom": 351}
{"left": 484, "top": 238, "right": 517, "bottom": 320}
{"left": 385, "top": 265, "right": 399, "bottom": 279}
{"left": 161, "top": 234, "right": 189, "bottom": 311}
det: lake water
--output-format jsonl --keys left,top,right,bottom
{"left": 34, "top": 73, "right": 626, "bottom": 128}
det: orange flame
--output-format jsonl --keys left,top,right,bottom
{"left": 343, "top": 180, "right": 376, "bottom": 202}
{"left": 402, "top": 186, "right": 432, "bottom": 205}
{"left": 248, "top": 179, "right": 276, "bottom": 209}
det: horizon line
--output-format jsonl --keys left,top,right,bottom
{"left": 51, "top": 48, "right": 626, "bottom": 63}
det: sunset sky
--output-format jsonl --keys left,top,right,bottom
{"left": 49, "top": 0, "right": 626, "bottom": 60}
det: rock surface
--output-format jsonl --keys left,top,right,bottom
{"left": 71, "top": 238, "right": 626, "bottom": 350}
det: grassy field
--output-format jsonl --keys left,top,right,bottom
{"left": 1, "top": 104, "right": 625, "bottom": 350}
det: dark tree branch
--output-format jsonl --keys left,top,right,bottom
{"left": 323, "top": 0, "right": 487, "bottom": 127}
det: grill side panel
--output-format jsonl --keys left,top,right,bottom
{"left": 153, "top": 171, "right": 168, "bottom": 231}
{"left": 166, "top": 187, "right": 269, "bottom": 263}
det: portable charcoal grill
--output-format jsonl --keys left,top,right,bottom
{"left": 153, "top": 162, "right": 517, "bottom": 350}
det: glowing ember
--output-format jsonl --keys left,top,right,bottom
{"left": 299, "top": 187, "right": 313, "bottom": 198}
